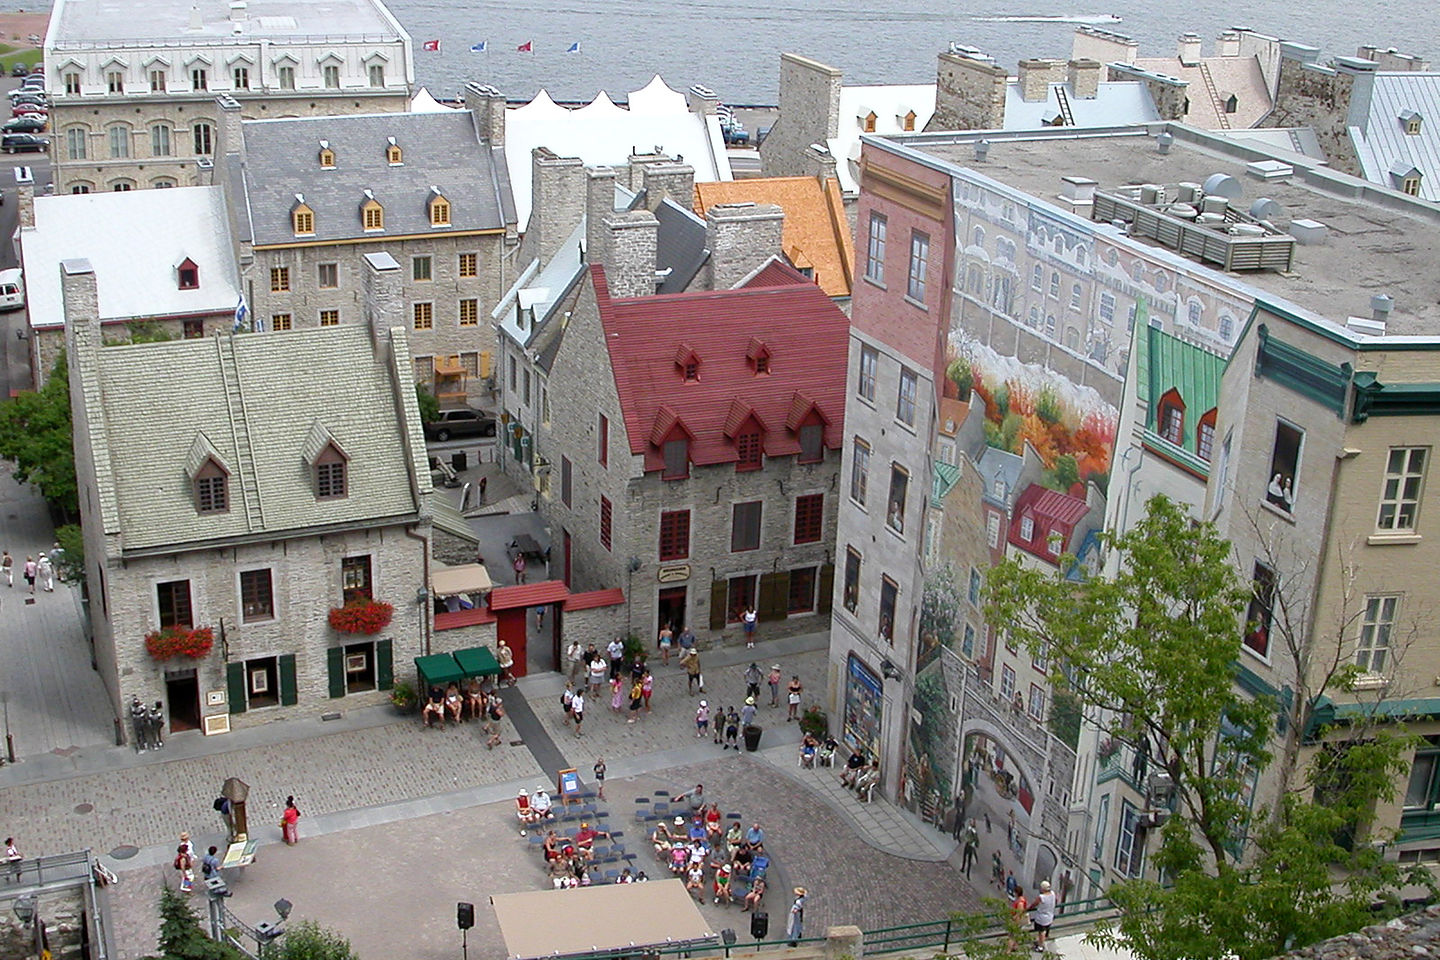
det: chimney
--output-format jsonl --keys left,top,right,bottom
{"left": 931, "top": 48, "right": 1008, "bottom": 131}
{"left": 1334, "top": 57, "right": 1379, "bottom": 128}
{"left": 15, "top": 166, "right": 35, "bottom": 230}
{"left": 1371, "top": 294, "right": 1394, "bottom": 323}
{"left": 585, "top": 165, "right": 618, "bottom": 266}
{"left": 1218, "top": 31, "right": 1240, "bottom": 57}
{"left": 802, "top": 142, "right": 838, "bottom": 184}
{"left": 464, "top": 82, "right": 506, "bottom": 147}
{"left": 216, "top": 94, "right": 245, "bottom": 159}
{"left": 704, "top": 202, "right": 784, "bottom": 290}
{"left": 188, "top": 4, "right": 203, "bottom": 30}
{"left": 1070, "top": 25, "right": 1138, "bottom": 65}
{"left": 528, "top": 147, "right": 585, "bottom": 265}
{"left": 361, "top": 251, "right": 404, "bottom": 354}
{"left": 1067, "top": 59, "right": 1101, "bottom": 99}
{"left": 600, "top": 211, "right": 660, "bottom": 299}
{"left": 1177, "top": 33, "right": 1203, "bottom": 66}
{"left": 641, "top": 162, "right": 695, "bottom": 213}
{"left": 762, "top": 54, "right": 843, "bottom": 178}
{"left": 228, "top": 0, "right": 247, "bottom": 22}
{"left": 625, "top": 150, "right": 668, "bottom": 192}
{"left": 687, "top": 84, "right": 719, "bottom": 116}
{"left": 61, "top": 259, "right": 100, "bottom": 399}
{"left": 1017, "top": 59, "right": 1063, "bottom": 103}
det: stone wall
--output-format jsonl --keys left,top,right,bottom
{"left": 1263, "top": 51, "right": 1363, "bottom": 176}
{"left": 929, "top": 52, "right": 1008, "bottom": 131}
{"left": 703, "top": 203, "right": 784, "bottom": 290}
{"left": 0, "top": 887, "right": 87, "bottom": 960}
{"left": 602, "top": 211, "right": 661, "bottom": 299}
{"left": 761, "top": 53, "right": 843, "bottom": 178}
{"left": 522, "top": 148, "right": 586, "bottom": 266}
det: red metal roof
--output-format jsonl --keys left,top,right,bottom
{"left": 562, "top": 588, "right": 626, "bottom": 612}
{"left": 1008, "top": 483, "right": 1092, "bottom": 561}
{"left": 591, "top": 262, "right": 850, "bottom": 471}
{"left": 488, "top": 580, "right": 571, "bottom": 611}
{"left": 435, "top": 606, "right": 498, "bottom": 630}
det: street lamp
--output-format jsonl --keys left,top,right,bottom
{"left": 12, "top": 894, "right": 42, "bottom": 960}
{"left": 255, "top": 898, "right": 293, "bottom": 957}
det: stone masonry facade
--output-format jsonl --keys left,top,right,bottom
{"left": 929, "top": 51, "right": 1009, "bottom": 132}
{"left": 760, "top": 53, "right": 842, "bottom": 179}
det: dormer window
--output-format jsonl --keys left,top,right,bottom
{"left": 746, "top": 337, "right": 772, "bottom": 375}
{"left": 319, "top": 141, "right": 336, "bottom": 169}
{"left": 386, "top": 137, "right": 402, "bottom": 165}
{"left": 291, "top": 195, "right": 315, "bottom": 236}
{"left": 315, "top": 445, "right": 348, "bottom": 499}
{"left": 195, "top": 461, "right": 228, "bottom": 513}
{"left": 1019, "top": 515, "right": 1034, "bottom": 541}
{"left": 1389, "top": 161, "right": 1423, "bottom": 197}
{"left": 176, "top": 257, "right": 199, "bottom": 290}
{"left": 663, "top": 438, "right": 689, "bottom": 480}
{"left": 901, "top": 109, "right": 917, "bottom": 132}
{"left": 361, "top": 192, "right": 384, "bottom": 231}
{"left": 1401, "top": 110, "right": 1423, "bottom": 135}
{"left": 675, "top": 344, "right": 700, "bottom": 381}
{"left": 861, "top": 111, "right": 877, "bottom": 133}
{"left": 1157, "top": 388, "right": 1185, "bottom": 445}
{"left": 736, "top": 430, "right": 763, "bottom": 472}
{"left": 429, "top": 190, "right": 451, "bottom": 226}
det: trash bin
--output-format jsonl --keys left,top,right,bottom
{"left": 451, "top": 451, "right": 468, "bottom": 472}
{"left": 743, "top": 725, "right": 763, "bottom": 752}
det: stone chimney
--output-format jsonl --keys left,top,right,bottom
{"left": 1218, "top": 31, "right": 1241, "bottom": 57}
{"left": 62, "top": 259, "right": 100, "bottom": 404}
{"left": 527, "top": 147, "right": 585, "bottom": 265}
{"left": 216, "top": 94, "right": 245, "bottom": 160}
{"left": 361, "top": 251, "right": 404, "bottom": 354}
{"left": 464, "top": 82, "right": 506, "bottom": 147}
{"left": 15, "top": 166, "right": 35, "bottom": 231}
{"left": 930, "top": 48, "right": 1008, "bottom": 131}
{"left": 1067, "top": 59, "right": 1101, "bottom": 99}
{"left": 228, "top": 0, "right": 247, "bottom": 22}
{"left": 1177, "top": 33, "right": 1203, "bottom": 66}
{"left": 586, "top": 165, "right": 618, "bottom": 266}
{"left": 760, "top": 53, "right": 843, "bottom": 178}
{"left": 1017, "top": 59, "right": 1064, "bottom": 103}
{"left": 687, "top": 84, "right": 719, "bottom": 116}
{"left": 1070, "top": 25, "right": 1137, "bottom": 65}
{"left": 601, "top": 211, "right": 660, "bottom": 299}
{"left": 625, "top": 150, "right": 669, "bottom": 192}
{"left": 802, "top": 143, "right": 838, "bottom": 185}
{"left": 704, "top": 203, "right": 784, "bottom": 290}
{"left": 641, "top": 162, "right": 695, "bottom": 213}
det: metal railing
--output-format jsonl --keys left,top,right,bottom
{"left": 1, "top": 849, "right": 95, "bottom": 889}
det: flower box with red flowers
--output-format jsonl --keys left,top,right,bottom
{"left": 145, "top": 626, "right": 215, "bottom": 661}
{"left": 328, "top": 597, "right": 394, "bottom": 635}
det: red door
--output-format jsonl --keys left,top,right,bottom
{"left": 498, "top": 608, "right": 528, "bottom": 677}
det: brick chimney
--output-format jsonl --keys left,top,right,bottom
{"left": 1067, "top": 59, "right": 1101, "bottom": 99}
{"left": 586, "top": 165, "right": 618, "bottom": 265}
{"left": 931, "top": 48, "right": 1008, "bottom": 130}
{"left": 1018, "top": 59, "right": 1064, "bottom": 103}
{"left": 641, "top": 162, "right": 695, "bottom": 212}
{"left": 601, "top": 211, "right": 660, "bottom": 299}
{"left": 464, "top": 82, "right": 506, "bottom": 146}
{"left": 528, "top": 147, "right": 585, "bottom": 265}
{"left": 703, "top": 203, "right": 784, "bottom": 290}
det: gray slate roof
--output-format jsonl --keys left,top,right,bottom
{"left": 240, "top": 111, "right": 515, "bottom": 246}
{"left": 1353, "top": 73, "right": 1440, "bottom": 202}
{"left": 654, "top": 198, "right": 710, "bottom": 294}
{"left": 89, "top": 325, "right": 429, "bottom": 551}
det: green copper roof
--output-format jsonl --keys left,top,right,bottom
{"left": 1138, "top": 324, "right": 1226, "bottom": 459}
{"left": 931, "top": 461, "right": 961, "bottom": 508}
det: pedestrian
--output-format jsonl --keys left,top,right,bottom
{"left": 36, "top": 553, "right": 53, "bottom": 592}
{"left": 787, "top": 886, "right": 807, "bottom": 946}
{"left": 478, "top": 476, "right": 488, "bottom": 503}
{"left": 677, "top": 625, "right": 696, "bottom": 659}
{"left": 606, "top": 636, "right": 625, "bottom": 680}
{"left": 129, "top": 695, "right": 150, "bottom": 751}
{"left": 281, "top": 796, "right": 301, "bottom": 845}
{"left": 768, "top": 665, "right": 782, "bottom": 706}
{"left": 587, "top": 650, "right": 607, "bottom": 697}
{"left": 497, "top": 640, "right": 515, "bottom": 686}
{"left": 641, "top": 669, "right": 654, "bottom": 713}
{"left": 50, "top": 542, "right": 65, "bottom": 581}
{"left": 483, "top": 693, "right": 505, "bottom": 749}
{"left": 149, "top": 701, "right": 166, "bottom": 749}
{"left": 173, "top": 842, "right": 195, "bottom": 893}
{"left": 535, "top": 606, "right": 545, "bottom": 631}
{"left": 512, "top": 552, "right": 526, "bottom": 584}
{"left": 200, "top": 845, "right": 221, "bottom": 882}
{"left": 1, "top": 550, "right": 12, "bottom": 587}
{"left": 1030, "top": 879, "right": 1057, "bottom": 951}
{"left": 561, "top": 680, "right": 575, "bottom": 724}
{"left": 724, "top": 707, "right": 740, "bottom": 750}
{"left": 630, "top": 653, "right": 646, "bottom": 682}
{"left": 565, "top": 639, "right": 585, "bottom": 683}
{"left": 610, "top": 675, "right": 624, "bottom": 712}
{"left": 683, "top": 649, "right": 703, "bottom": 695}
{"left": 744, "top": 662, "right": 762, "bottom": 701}
{"left": 658, "top": 622, "right": 674, "bottom": 665}
{"left": 787, "top": 676, "right": 803, "bottom": 721}
{"left": 695, "top": 700, "right": 710, "bottom": 738}
{"left": 22, "top": 555, "right": 35, "bottom": 594}
{"left": 627, "top": 676, "right": 644, "bottom": 722}
{"left": 713, "top": 703, "right": 725, "bottom": 745}
{"left": 742, "top": 605, "right": 758, "bottom": 647}
{"left": 593, "top": 757, "right": 607, "bottom": 800}
{"left": 1005, "top": 870, "right": 1016, "bottom": 899}
{"left": 571, "top": 690, "right": 586, "bottom": 737}
{"left": 1006, "top": 885, "right": 1027, "bottom": 953}
{"left": 740, "top": 697, "right": 757, "bottom": 729}
{"left": 5, "top": 837, "right": 21, "bottom": 882}
{"left": 961, "top": 822, "right": 979, "bottom": 878}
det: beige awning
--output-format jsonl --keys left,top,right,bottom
{"left": 430, "top": 563, "right": 492, "bottom": 598}
{"left": 491, "top": 879, "right": 715, "bottom": 960}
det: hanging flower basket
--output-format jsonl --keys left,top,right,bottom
{"left": 328, "top": 597, "right": 394, "bottom": 635}
{"left": 145, "top": 625, "right": 215, "bottom": 661}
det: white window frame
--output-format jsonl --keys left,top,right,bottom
{"left": 1377, "top": 446, "right": 1427, "bottom": 532}
{"left": 1355, "top": 595, "right": 1398, "bottom": 674}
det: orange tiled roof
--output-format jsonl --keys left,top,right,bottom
{"left": 693, "top": 176, "right": 854, "bottom": 298}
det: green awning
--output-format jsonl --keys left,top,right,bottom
{"left": 414, "top": 653, "right": 465, "bottom": 689}
{"left": 454, "top": 646, "right": 501, "bottom": 678}
{"left": 431, "top": 496, "right": 479, "bottom": 544}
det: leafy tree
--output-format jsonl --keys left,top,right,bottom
{"left": 984, "top": 495, "right": 1428, "bottom": 960}
{"left": 947, "top": 357, "right": 974, "bottom": 397}
{"left": 1034, "top": 386, "right": 1062, "bottom": 425}
{"left": 273, "top": 920, "right": 360, "bottom": 960}
{"left": 1044, "top": 454, "right": 1079, "bottom": 493}
{"left": 142, "top": 885, "right": 245, "bottom": 960}
{"left": 0, "top": 353, "right": 77, "bottom": 516}
{"left": 104, "top": 321, "right": 177, "bottom": 346}
{"left": 415, "top": 384, "right": 440, "bottom": 424}
{"left": 54, "top": 523, "right": 85, "bottom": 586}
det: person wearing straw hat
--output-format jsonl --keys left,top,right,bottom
{"left": 787, "top": 886, "right": 808, "bottom": 945}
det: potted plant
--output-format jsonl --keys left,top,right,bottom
{"left": 144, "top": 625, "right": 215, "bottom": 661}
{"left": 389, "top": 680, "right": 417, "bottom": 714}
{"left": 328, "top": 597, "right": 394, "bottom": 635}
{"left": 798, "top": 706, "right": 829, "bottom": 739}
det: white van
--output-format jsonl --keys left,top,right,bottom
{"left": 0, "top": 268, "right": 25, "bottom": 311}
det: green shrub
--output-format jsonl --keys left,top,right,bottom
{"left": 798, "top": 706, "right": 828, "bottom": 738}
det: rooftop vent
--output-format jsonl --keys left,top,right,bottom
{"left": 1202, "top": 173, "right": 1243, "bottom": 200}
{"left": 1289, "top": 218, "right": 1327, "bottom": 244}
{"left": 1173, "top": 182, "right": 1201, "bottom": 203}
{"left": 1246, "top": 159, "right": 1293, "bottom": 180}
{"left": 1371, "top": 294, "right": 1394, "bottom": 321}
{"left": 1249, "top": 197, "right": 1282, "bottom": 219}
{"left": 1060, "top": 176, "right": 1098, "bottom": 203}
{"left": 974, "top": 139, "right": 991, "bottom": 162}
{"left": 1091, "top": 183, "right": 1296, "bottom": 272}
{"left": 1156, "top": 132, "right": 1174, "bottom": 154}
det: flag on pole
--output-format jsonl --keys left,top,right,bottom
{"left": 517, "top": 39, "right": 533, "bottom": 52}
{"left": 470, "top": 40, "right": 487, "bottom": 52}
{"left": 421, "top": 39, "right": 440, "bottom": 51}
{"left": 565, "top": 42, "right": 580, "bottom": 53}
{"left": 233, "top": 297, "right": 248, "bottom": 333}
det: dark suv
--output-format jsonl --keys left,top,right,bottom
{"left": 423, "top": 408, "right": 497, "bottom": 441}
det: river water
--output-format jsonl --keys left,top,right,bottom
{"left": 6, "top": 0, "right": 1434, "bottom": 105}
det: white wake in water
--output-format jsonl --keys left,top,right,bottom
{"left": 971, "top": 13, "right": 1123, "bottom": 23}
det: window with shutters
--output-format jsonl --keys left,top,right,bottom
{"left": 731, "top": 500, "right": 762, "bottom": 552}
{"left": 727, "top": 575, "right": 757, "bottom": 624}
{"left": 561, "top": 456, "right": 572, "bottom": 507}
{"left": 245, "top": 656, "right": 279, "bottom": 708}
{"left": 240, "top": 569, "right": 274, "bottom": 622}
{"left": 157, "top": 579, "right": 193, "bottom": 629}
{"left": 343, "top": 640, "right": 376, "bottom": 692}
{"left": 788, "top": 566, "right": 817, "bottom": 613}
{"left": 659, "top": 509, "right": 690, "bottom": 561}
{"left": 599, "top": 496, "right": 613, "bottom": 550}
{"left": 794, "top": 493, "right": 823, "bottom": 544}
{"left": 341, "top": 555, "right": 372, "bottom": 604}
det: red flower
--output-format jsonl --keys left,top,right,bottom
{"left": 328, "top": 598, "right": 394, "bottom": 635}
{"left": 145, "top": 626, "right": 215, "bottom": 661}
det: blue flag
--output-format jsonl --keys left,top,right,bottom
{"left": 233, "top": 297, "right": 248, "bottom": 332}
{"left": 470, "top": 40, "right": 487, "bottom": 52}
{"left": 566, "top": 42, "right": 580, "bottom": 53}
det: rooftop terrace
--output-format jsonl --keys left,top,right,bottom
{"left": 50, "top": 0, "right": 405, "bottom": 45}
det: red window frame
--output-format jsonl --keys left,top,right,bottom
{"left": 794, "top": 493, "right": 824, "bottom": 544}
{"left": 659, "top": 509, "right": 690, "bottom": 561}
{"left": 599, "top": 496, "right": 613, "bottom": 551}
{"left": 736, "top": 431, "right": 762, "bottom": 471}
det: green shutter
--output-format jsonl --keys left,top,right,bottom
{"left": 279, "top": 654, "right": 298, "bottom": 706}
{"left": 709, "top": 579, "right": 727, "bottom": 631}
{"left": 327, "top": 647, "right": 346, "bottom": 699}
{"left": 758, "top": 572, "right": 789, "bottom": 621}
{"left": 376, "top": 638, "right": 394, "bottom": 691}
{"left": 817, "top": 563, "right": 835, "bottom": 614}
{"left": 226, "top": 662, "right": 247, "bottom": 714}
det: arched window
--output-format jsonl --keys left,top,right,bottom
{"left": 1219, "top": 313, "right": 1235, "bottom": 340}
{"left": 1196, "top": 409, "right": 1218, "bottom": 462}
{"left": 107, "top": 124, "right": 131, "bottom": 159}
{"left": 972, "top": 225, "right": 985, "bottom": 248}
{"left": 1187, "top": 299, "right": 1203, "bottom": 326}
{"left": 1157, "top": 388, "right": 1185, "bottom": 445}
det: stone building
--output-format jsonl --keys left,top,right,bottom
{"left": 533, "top": 255, "right": 850, "bottom": 647}
{"left": 43, "top": 0, "right": 413, "bottom": 193}
{"left": 220, "top": 86, "right": 517, "bottom": 399}
{"left": 67, "top": 252, "right": 435, "bottom": 739}
{"left": 16, "top": 180, "right": 242, "bottom": 386}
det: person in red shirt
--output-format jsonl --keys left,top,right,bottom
{"left": 1007, "top": 885, "right": 1027, "bottom": 952}
{"left": 572, "top": 822, "right": 611, "bottom": 859}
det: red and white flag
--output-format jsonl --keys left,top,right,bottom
{"left": 517, "top": 39, "right": 533, "bottom": 52}
{"left": 421, "top": 39, "right": 440, "bottom": 51}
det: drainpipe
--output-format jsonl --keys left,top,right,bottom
{"left": 404, "top": 523, "right": 433, "bottom": 655}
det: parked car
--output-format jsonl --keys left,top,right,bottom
{"left": 10, "top": 64, "right": 27, "bottom": 77}
{"left": 10, "top": 105, "right": 46, "bottom": 118}
{"left": 423, "top": 408, "right": 497, "bottom": 441}
{"left": 0, "top": 269, "right": 24, "bottom": 311}
{"left": 22, "top": 75, "right": 45, "bottom": 90}
{"left": 9, "top": 92, "right": 46, "bottom": 107}
{"left": 2, "top": 117, "right": 45, "bottom": 134}
{"left": 2, "top": 133, "right": 49, "bottom": 153}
